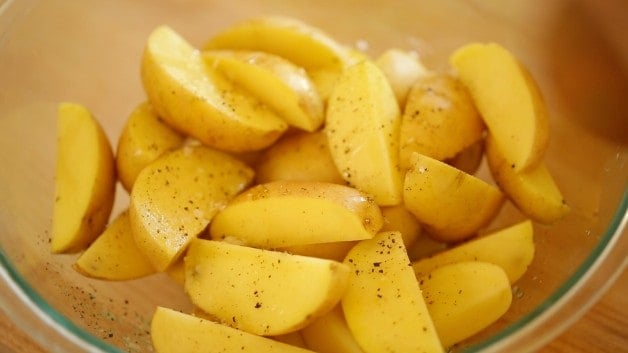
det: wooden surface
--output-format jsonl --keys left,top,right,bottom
{"left": 0, "top": 268, "right": 626, "bottom": 352}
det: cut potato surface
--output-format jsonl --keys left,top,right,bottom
{"left": 301, "top": 306, "right": 365, "bottom": 353}
{"left": 74, "top": 210, "right": 154, "bottom": 280}
{"left": 412, "top": 220, "right": 534, "bottom": 284}
{"left": 342, "top": 232, "right": 444, "bottom": 353}
{"left": 116, "top": 102, "right": 184, "bottom": 191}
{"left": 403, "top": 153, "right": 505, "bottom": 242}
{"left": 419, "top": 261, "right": 512, "bottom": 348}
{"left": 486, "top": 135, "right": 569, "bottom": 224}
{"left": 326, "top": 60, "right": 403, "bottom": 206}
{"left": 141, "top": 26, "right": 287, "bottom": 152}
{"left": 450, "top": 42, "right": 549, "bottom": 172}
{"left": 51, "top": 102, "right": 115, "bottom": 253}
{"left": 209, "top": 181, "right": 383, "bottom": 248}
{"left": 184, "top": 238, "right": 350, "bottom": 336}
{"left": 130, "top": 144, "right": 254, "bottom": 271}
{"left": 203, "top": 50, "right": 324, "bottom": 131}
{"left": 151, "top": 307, "right": 315, "bottom": 353}
{"left": 204, "top": 16, "right": 353, "bottom": 100}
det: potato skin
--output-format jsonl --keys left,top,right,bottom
{"left": 399, "top": 73, "right": 485, "bottom": 170}
{"left": 116, "top": 102, "right": 184, "bottom": 192}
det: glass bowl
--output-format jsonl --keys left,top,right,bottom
{"left": 0, "top": 0, "right": 626, "bottom": 352}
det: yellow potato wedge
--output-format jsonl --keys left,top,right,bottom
{"left": 151, "top": 307, "right": 315, "bottom": 353}
{"left": 209, "top": 180, "right": 383, "bottom": 248}
{"left": 255, "top": 131, "right": 344, "bottom": 184}
{"left": 116, "top": 102, "right": 184, "bottom": 191}
{"left": 486, "top": 135, "right": 569, "bottom": 224}
{"left": 301, "top": 306, "right": 365, "bottom": 353}
{"left": 399, "top": 73, "right": 485, "bottom": 170}
{"left": 375, "top": 48, "right": 429, "bottom": 106}
{"left": 380, "top": 204, "right": 422, "bottom": 249}
{"left": 130, "top": 144, "right": 254, "bottom": 271}
{"left": 326, "top": 60, "right": 403, "bottom": 206}
{"left": 51, "top": 102, "right": 115, "bottom": 253}
{"left": 450, "top": 42, "right": 549, "bottom": 172}
{"left": 141, "top": 25, "right": 287, "bottom": 152}
{"left": 184, "top": 238, "right": 350, "bottom": 336}
{"left": 203, "top": 50, "right": 324, "bottom": 131}
{"left": 403, "top": 153, "right": 505, "bottom": 242}
{"left": 204, "top": 16, "right": 353, "bottom": 100}
{"left": 74, "top": 210, "right": 154, "bottom": 280}
{"left": 342, "top": 231, "right": 444, "bottom": 353}
{"left": 419, "top": 261, "right": 512, "bottom": 348}
{"left": 412, "top": 220, "right": 534, "bottom": 284}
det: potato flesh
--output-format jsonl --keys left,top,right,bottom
{"left": 326, "top": 60, "right": 403, "bottom": 206}
{"left": 116, "top": 102, "right": 184, "bottom": 191}
{"left": 486, "top": 134, "right": 569, "bottom": 224}
{"left": 342, "top": 232, "right": 444, "bottom": 353}
{"left": 203, "top": 50, "right": 324, "bottom": 131}
{"left": 301, "top": 307, "right": 365, "bottom": 353}
{"left": 51, "top": 103, "right": 115, "bottom": 253}
{"left": 184, "top": 238, "right": 350, "bottom": 336}
{"left": 209, "top": 181, "right": 383, "bottom": 248}
{"left": 419, "top": 261, "right": 512, "bottom": 348}
{"left": 375, "top": 48, "right": 429, "bottom": 106}
{"left": 151, "top": 307, "right": 316, "bottom": 353}
{"left": 450, "top": 42, "right": 549, "bottom": 172}
{"left": 141, "top": 26, "right": 288, "bottom": 152}
{"left": 412, "top": 220, "right": 535, "bottom": 284}
{"left": 130, "top": 145, "right": 254, "bottom": 271}
{"left": 204, "top": 16, "right": 352, "bottom": 100}
{"left": 75, "top": 210, "right": 154, "bottom": 280}
{"left": 403, "top": 153, "right": 505, "bottom": 242}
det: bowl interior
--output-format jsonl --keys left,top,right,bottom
{"left": 0, "top": 0, "right": 626, "bottom": 352}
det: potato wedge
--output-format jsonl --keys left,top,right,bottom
{"left": 399, "top": 73, "right": 485, "bottom": 170}
{"left": 342, "top": 232, "right": 444, "bottom": 353}
{"left": 301, "top": 306, "right": 365, "bottom": 353}
{"left": 51, "top": 103, "right": 115, "bottom": 253}
{"left": 141, "top": 26, "right": 287, "bottom": 152}
{"left": 450, "top": 42, "right": 549, "bottom": 172}
{"left": 419, "top": 261, "right": 512, "bottom": 348}
{"left": 204, "top": 16, "right": 353, "bottom": 100}
{"left": 151, "top": 307, "right": 315, "bottom": 353}
{"left": 203, "top": 50, "right": 324, "bottom": 131}
{"left": 403, "top": 153, "right": 505, "bottom": 242}
{"left": 486, "top": 135, "right": 569, "bottom": 224}
{"left": 375, "top": 49, "right": 429, "bottom": 106}
{"left": 326, "top": 60, "right": 403, "bottom": 206}
{"left": 74, "top": 210, "right": 154, "bottom": 280}
{"left": 209, "top": 181, "right": 383, "bottom": 248}
{"left": 412, "top": 220, "right": 534, "bottom": 283}
{"left": 184, "top": 238, "right": 350, "bottom": 336}
{"left": 130, "top": 144, "right": 254, "bottom": 271}
{"left": 255, "top": 131, "right": 344, "bottom": 184}
{"left": 116, "top": 102, "right": 184, "bottom": 191}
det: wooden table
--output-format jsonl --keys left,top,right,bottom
{"left": 1, "top": 268, "right": 626, "bottom": 352}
